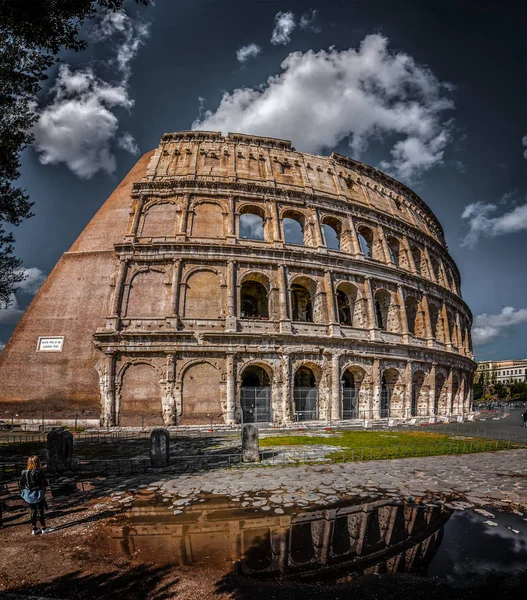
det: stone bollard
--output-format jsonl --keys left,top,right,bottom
{"left": 47, "top": 429, "right": 73, "bottom": 472}
{"left": 242, "top": 423, "right": 260, "bottom": 463}
{"left": 150, "top": 428, "right": 170, "bottom": 468}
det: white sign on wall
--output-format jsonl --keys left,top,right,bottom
{"left": 37, "top": 336, "right": 64, "bottom": 352}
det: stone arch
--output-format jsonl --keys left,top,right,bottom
{"left": 336, "top": 281, "right": 362, "bottom": 327}
{"left": 180, "top": 360, "right": 224, "bottom": 424}
{"left": 290, "top": 275, "right": 322, "bottom": 323}
{"left": 357, "top": 225, "right": 374, "bottom": 258}
{"left": 239, "top": 362, "right": 273, "bottom": 423}
{"left": 125, "top": 268, "right": 168, "bottom": 318}
{"left": 411, "top": 370, "right": 429, "bottom": 417}
{"left": 293, "top": 363, "right": 320, "bottom": 421}
{"left": 429, "top": 255, "right": 443, "bottom": 285}
{"left": 240, "top": 272, "right": 270, "bottom": 319}
{"left": 374, "top": 288, "right": 400, "bottom": 333}
{"left": 410, "top": 245, "right": 425, "bottom": 277}
{"left": 117, "top": 361, "right": 164, "bottom": 427}
{"left": 140, "top": 201, "right": 178, "bottom": 238}
{"left": 238, "top": 204, "right": 267, "bottom": 241}
{"left": 341, "top": 365, "right": 367, "bottom": 419}
{"left": 282, "top": 209, "right": 308, "bottom": 246}
{"left": 190, "top": 200, "right": 225, "bottom": 238}
{"left": 428, "top": 302, "right": 445, "bottom": 343}
{"left": 386, "top": 235, "right": 401, "bottom": 266}
{"left": 182, "top": 268, "right": 224, "bottom": 319}
{"left": 405, "top": 296, "right": 427, "bottom": 337}
{"left": 321, "top": 215, "right": 343, "bottom": 250}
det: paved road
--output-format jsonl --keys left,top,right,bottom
{"left": 415, "top": 407, "right": 527, "bottom": 440}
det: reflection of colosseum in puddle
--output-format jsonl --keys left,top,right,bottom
{"left": 105, "top": 498, "right": 450, "bottom": 581}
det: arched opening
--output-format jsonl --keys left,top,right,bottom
{"left": 240, "top": 365, "right": 271, "bottom": 423}
{"left": 386, "top": 236, "right": 400, "bottom": 266}
{"left": 374, "top": 289, "right": 397, "bottom": 332}
{"left": 434, "top": 372, "right": 446, "bottom": 416}
{"left": 183, "top": 270, "right": 223, "bottom": 319}
{"left": 322, "top": 216, "right": 342, "bottom": 250}
{"left": 239, "top": 205, "right": 266, "bottom": 241}
{"left": 342, "top": 370, "right": 358, "bottom": 419}
{"left": 291, "top": 278, "right": 316, "bottom": 322}
{"left": 411, "top": 246, "right": 423, "bottom": 276}
{"left": 430, "top": 257, "right": 442, "bottom": 284}
{"left": 282, "top": 211, "right": 305, "bottom": 245}
{"left": 429, "top": 303, "right": 445, "bottom": 343}
{"left": 411, "top": 371, "right": 426, "bottom": 417}
{"left": 358, "top": 226, "right": 374, "bottom": 258}
{"left": 336, "top": 282, "right": 360, "bottom": 327}
{"left": 240, "top": 279, "right": 269, "bottom": 319}
{"left": 181, "top": 362, "right": 223, "bottom": 424}
{"left": 294, "top": 366, "right": 318, "bottom": 421}
{"left": 381, "top": 368, "right": 399, "bottom": 418}
{"left": 191, "top": 202, "right": 224, "bottom": 238}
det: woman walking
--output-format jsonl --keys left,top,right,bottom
{"left": 19, "top": 456, "right": 52, "bottom": 535}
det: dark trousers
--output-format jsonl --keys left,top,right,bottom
{"left": 29, "top": 500, "right": 46, "bottom": 529}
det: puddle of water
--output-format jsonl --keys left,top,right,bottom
{"left": 97, "top": 494, "right": 458, "bottom": 581}
{"left": 95, "top": 491, "right": 527, "bottom": 596}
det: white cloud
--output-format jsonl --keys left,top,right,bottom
{"left": 472, "top": 307, "right": 527, "bottom": 347}
{"left": 15, "top": 267, "right": 46, "bottom": 294}
{"left": 523, "top": 135, "right": 527, "bottom": 159}
{"left": 32, "top": 9, "right": 149, "bottom": 178}
{"left": 236, "top": 43, "right": 262, "bottom": 63}
{"left": 461, "top": 198, "right": 527, "bottom": 247}
{"left": 299, "top": 9, "right": 320, "bottom": 32}
{"left": 271, "top": 11, "right": 296, "bottom": 45}
{"left": 0, "top": 267, "right": 46, "bottom": 325}
{"left": 239, "top": 213, "right": 264, "bottom": 239}
{"left": 193, "top": 34, "right": 454, "bottom": 181}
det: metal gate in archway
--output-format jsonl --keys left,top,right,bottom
{"left": 342, "top": 388, "right": 358, "bottom": 419}
{"left": 241, "top": 387, "right": 271, "bottom": 423}
{"left": 294, "top": 387, "right": 318, "bottom": 421}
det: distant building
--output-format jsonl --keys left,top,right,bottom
{"left": 476, "top": 359, "right": 527, "bottom": 384}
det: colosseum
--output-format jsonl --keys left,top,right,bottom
{"left": 0, "top": 131, "right": 475, "bottom": 427}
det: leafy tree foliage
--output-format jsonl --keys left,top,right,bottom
{"left": 0, "top": 0, "right": 148, "bottom": 306}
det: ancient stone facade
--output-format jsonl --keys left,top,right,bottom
{"left": 0, "top": 131, "right": 475, "bottom": 426}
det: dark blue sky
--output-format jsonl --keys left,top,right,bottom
{"left": 1, "top": 0, "right": 526, "bottom": 360}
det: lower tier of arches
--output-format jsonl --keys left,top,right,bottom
{"left": 96, "top": 352, "right": 474, "bottom": 427}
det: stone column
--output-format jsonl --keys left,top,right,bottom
{"left": 226, "top": 260, "right": 237, "bottom": 332}
{"left": 225, "top": 354, "right": 236, "bottom": 424}
{"left": 403, "top": 236, "right": 417, "bottom": 272}
{"left": 177, "top": 193, "right": 190, "bottom": 238}
{"left": 111, "top": 259, "right": 128, "bottom": 317}
{"left": 102, "top": 354, "right": 116, "bottom": 427}
{"left": 455, "top": 312, "right": 463, "bottom": 351}
{"left": 313, "top": 208, "right": 325, "bottom": 249}
{"left": 422, "top": 246, "right": 435, "bottom": 280}
{"left": 364, "top": 277, "right": 379, "bottom": 340}
{"left": 278, "top": 264, "right": 291, "bottom": 333}
{"left": 324, "top": 270, "right": 339, "bottom": 335}
{"left": 421, "top": 293, "right": 434, "bottom": 347}
{"left": 442, "top": 303, "right": 452, "bottom": 350}
{"left": 347, "top": 215, "right": 362, "bottom": 257}
{"left": 227, "top": 195, "right": 236, "bottom": 243}
{"left": 397, "top": 285, "right": 409, "bottom": 342}
{"left": 378, "top": 225, "right": 392, "bottom": 264}
{"left": 428, "top": 363, "right": 436, "bottom": 417}
{"left": 331, "top": 353, "right": 341, "bottom": 421}
{"left": 446, "top": 368, "right": 453, "bottom": 416}
{"left": 404, "top": 361, "right": 412, "bottom": 419}
{"left": 272, "top": 201, "right": 282, "bottom": 244}
{"left": 281, "top": 354, "right": 292, "bottom": 422}
{"left": 371, "top": 359, "right": 382, "bottom": 420}
{"left": 242, "top": 424, "right": 260, "bottom": 462}
{"left": 128, "top": 195, "right": 145, "bottom": 238}
{"left": 170, "top": 259, "right": 182, "bottom": 316}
